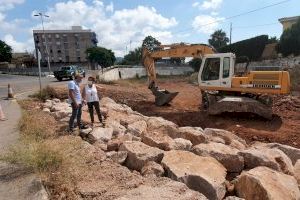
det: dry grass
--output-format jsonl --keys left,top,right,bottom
{"left": 29, "top": 86, "right": 62, "bottom": 101}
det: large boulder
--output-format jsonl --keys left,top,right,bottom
{"left": 192, "top": 142, "right": 244, "bottom": 173}
{"left": 142, "top": 131, "right": 176, "bottom": 151}
{"left": 141, "top": 161, "right": 164, "bottom": 177}
{"left": 295, "top": 160, "right": 300, "bottom": 186}
{"left": 204, "top": 128, "right": 246, "bottom": 150}
{"left": 105, "top": 119, "right": 127, "bottom": 137}
{"left": 235, "top": 166, "right": 300, "bottom": 200}
{"left": 162, "top": 150, "right": 227, "bottom": 200}
{"left": 106, "top": 151, "right": 128, "bottom": 164}
{"left": 238, "top": 147, "right": 294, "bottom": 175}
{"left": 257, "top": 143, "right": 300, "bottom": 165}
{"left": 88, "top": 127, "right": 113, "bottom": 143}
{"left": 173, "top": 138, "right": 192, "bottom": 151}
{"left": 127, "top": 120, "right": 147, "bottom": 137}
{"left": 171, "top": 127, "right": 207, "bottom": 145}
{"left": 116, "top": 179, "right": 208, "bottom": 200}
{"left": 146, "top": 117, "right": 178, "bottom": 136}
{"left": 107, "top": 134, "right": 133, "bottom": 151}
{"left": 119, "top": 141, "right": 164, "bottom": 171}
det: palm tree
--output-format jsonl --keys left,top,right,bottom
{"left": 208, "top": 29, "right": 229, "bottom": 49}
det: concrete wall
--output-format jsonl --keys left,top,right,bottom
{"left": 98, "top": 66, "right": 194, "bottom": 82}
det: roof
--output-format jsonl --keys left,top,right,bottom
{"left": 279, "top": 16, "right": 300, "bottom": 23}
{"left": 33, "top": 29, "right": 93, "bottom": 34}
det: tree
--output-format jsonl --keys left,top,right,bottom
{"left": 219, "top": 35, "right": 269, "bottom": 61}
{"left": 86, "top": 47, "right": 116, "bottom": 68}
{"left": 0, "top": 40, "right": 12, "bottom": 62}
{"left": 121, "top": 47, "right": 142, "bottom": 65}
{"left": 279, "top": 18, "right": 300, "bottom": 57}
{"left": 208, "top": 29, "right": 229, "bottom": 49}
{"left": 189, "top": 58, "right": 202, "bottom": 72}
{"left": 142, "top": 36, "right": 161, "bottom": 52}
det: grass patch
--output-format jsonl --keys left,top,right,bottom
{"left": 0, "top": 108, "right": 62, "bottom": 173}
{"left": 29, "top": 86, "right": 60, "bottom": 101}
{"left": 1, "top": 141, "right": 63, "bottom": 173}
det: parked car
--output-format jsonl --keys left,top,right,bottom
{"left": 53, "top": 65, "right": 86, "bottom": 81}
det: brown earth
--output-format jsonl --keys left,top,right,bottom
{"left": 52, "top": 77, "right": 300, "bottom": 148}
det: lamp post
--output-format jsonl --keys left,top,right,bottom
{"left": 34, "top": 12, "right": 51, "bottom": 74}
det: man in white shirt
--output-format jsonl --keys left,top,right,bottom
{"left": 68, "top": 74, "right": 84, "bottom": 132}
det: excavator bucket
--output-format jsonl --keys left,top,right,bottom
{"left": 149, "top": 84, "right": 179, "bottom": 106}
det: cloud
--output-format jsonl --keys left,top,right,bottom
{"left": 3, "top": 34, "right": 32, "bottom": 52}
{"left": 193, "top": 0, "right": 223, "bottom": 10}
{"left": 30, "top": 1, "right": 178, "bottom": 56}
{"left": 106, "top": 2, "right": 114, "bottom": 12}
{"left": 192, "top": 15, "right": 224, "bottom": 34}
{"left": 0, "top": 0, "right": 25, "bottom": 11}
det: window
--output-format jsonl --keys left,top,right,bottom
{"left": 201, "top": 58, "right": 220, "bottom": 81}
{"left": 55, "top": 34, "right": 60, "bottom": 38}
{"left": 223, "top": 57, "right": 230, "bottom": 78}
{"left": 77, "top": 57, "right": 81, "bottom": 62}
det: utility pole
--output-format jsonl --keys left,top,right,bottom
{"left": 34, "top": 13, "right": 51, "bottom": 74}
{"left": 229, "top": 22, "right": 232, "bottom": 45}
{"left": 129, "top": 40, "right": 132, "bottom": 52}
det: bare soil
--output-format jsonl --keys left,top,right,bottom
{"left": 53, "top": 77, "right": 300, "bottom": 148}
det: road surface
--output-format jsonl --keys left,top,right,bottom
{"left": 0, "top": 74, "right": 68, "bottom": 99}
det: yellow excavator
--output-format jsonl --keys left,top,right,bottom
{"left": 142, "top": 43, "right": 290, "bottom": 119}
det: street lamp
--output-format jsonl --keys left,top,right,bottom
{"left": 34, "top": 12, "right": 51, "bottom": 74}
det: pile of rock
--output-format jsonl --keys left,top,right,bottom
{"left": 44, "top": 97, "right": 300, "bottom": 199}
{"left": 42, "top": 98, "right": 72, "bottom": 122}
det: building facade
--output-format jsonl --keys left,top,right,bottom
{"left": 33, "top": 26, "right": 97, "bottom": 64}
{"left": 279, "top": 16, "right": 300, "bottom": 31}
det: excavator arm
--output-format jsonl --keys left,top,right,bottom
{"left": 142, "top": 44, "right": 215, "bottom": 106}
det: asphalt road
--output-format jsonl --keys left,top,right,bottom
{"left": 0, "top": 74, "right": 68, "bottom": 99}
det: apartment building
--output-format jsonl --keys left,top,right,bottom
{"left": 33, "top": 26, "right": 97, "bottom": 63}
{"left": 279, "top": 16, "right": 300, "bottom": 32}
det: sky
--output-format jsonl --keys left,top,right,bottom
{"left": 0, "top": 0, "right": 299, "bottom": 57}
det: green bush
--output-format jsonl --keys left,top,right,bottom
{"left": 279, "top": 18, "right": 300, "bottom": 57}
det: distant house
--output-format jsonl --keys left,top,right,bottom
{"left": 279, "top": 16, "right": 300, "bottom": 31}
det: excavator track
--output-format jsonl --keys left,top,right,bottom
{"left": 202, "top": 91, "right": 273, "bottom": 119}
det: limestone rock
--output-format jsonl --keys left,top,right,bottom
{"left": 116, "top": 179, "right": 208, "bottom": 200}
{"left": 173, "top": 138, "right": 192, "bottom": 151}
{"left": 204, "top": 128, "right": 246, "bottom": 150}
{"left": 142, "top": 131, "right": 175, "bottom": 151}
{"left": 193, "top": 142, "right": 244, "bottom": 173}
{"left": 295, "top": 160, "right": 300, "bottom": 186}
{"left": 173, "top": 127, "right": 207, "bottom": 145}
{"left": 162, "top": 150, "right": 227, "bottom": 200}
{"left": 146, "top": 117, "right": 178, "bottom": 137}
{"left": 105, "top": 119, "right": 127, "bottom": 137}
{"left": 107, "top": 134, "right": 133, "bottom": 151}
{"left": 89, "top": 127, "right": 113, "bottom": 142}
{"left": 235, "top": 166, "right": 300, "bottom": 200}
{"left": 224, "top": 197, "right": 245, "bottom": 200}
{"left": 141, "top": 161, "right": 164, "bottom": 177}
{"left": 127, "top": 120, "right": 147, "bottom": 137}
{"left": 238, "top": 147, "right": 294, "bottom": 175}
{"left": 106, "top": 151, "right": 128, "bottom": 164}
{"left": 42, "top": 108, "right": 50, "bottom": 113}
{"left": 119, "top": 141, "right": 164, "bottom": 171}
{"left": 258, "top": 143, "right": 300, "bottom": 165}
{"left": 43, "top": 100, "right": 53, "bottom": 109}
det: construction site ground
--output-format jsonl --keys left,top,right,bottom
{"left": 54, "top": 76, "right": 300, "bottom": 148}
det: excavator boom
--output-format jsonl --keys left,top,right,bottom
{"left": 142, "top": 44, "right": 215, "bottom": 106}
